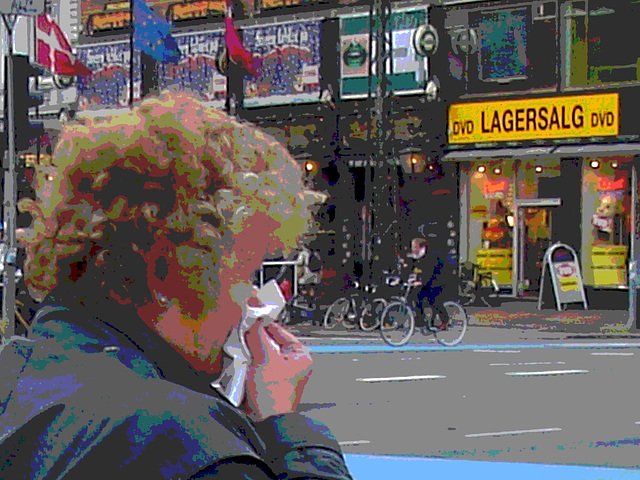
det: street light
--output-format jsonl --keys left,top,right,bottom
{"left": 304, "top": 160, "right": 317, "bottom": 174}
{"left": 410, "top": 155, "right": 419, "bottom": 173}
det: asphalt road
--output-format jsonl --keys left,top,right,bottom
{"left": 294, "top": 328, "right": 640, "bottom": 471}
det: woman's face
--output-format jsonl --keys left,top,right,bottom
{"left": 138, "top": 209, "right": 286, "bottom": 374}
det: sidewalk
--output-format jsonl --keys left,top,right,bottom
{"left": 292, "top": 298, "right": 640, "bottom": 340}
{"left": 466, "top": 299, "right": 640, "bottom": 336}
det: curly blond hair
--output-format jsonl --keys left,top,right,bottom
{"left": 19, "top": 91, "right": 326, "bottom": 318}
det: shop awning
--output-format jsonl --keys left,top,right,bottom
{"left": 552, "top": 143, "right": 640, "bottom": 156}
{"left": 442, "top": 143, "right": 640, "bottom": 161}
{"left": 441, "top": 146, "right": 555, "bottom": 161}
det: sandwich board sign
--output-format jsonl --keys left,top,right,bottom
{"left": 538, "top": 242, "right": 588, "bottom": 311}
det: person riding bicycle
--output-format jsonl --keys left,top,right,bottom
{"left": 296, "top": 247, "right": 323, "bottom": 287}
{"left": 404, "top": 237, "right": 453, "bottom": 331}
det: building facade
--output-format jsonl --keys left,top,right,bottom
{"left": 67, "top": 0, "right": 453, "bottom": 286}
{"left": 433, "top": 0, "right": 640, "bottom": 308}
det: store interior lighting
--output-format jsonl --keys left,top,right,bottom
{"left": 590, "top": 160, "right": 600, "bottom": 169}
{"left": 534, "top": 165, "right": 543, "bottom": 173}
{"left": 477, "top": 165, "right": 486, "bottom": 173}
{"left": 506, "top": 215, "right": 515, "bottom": 228}
{"left": 612, "top": 161, "right": 618, "bottom": 168}
{"left": 493, "top": 166, "right": 502, "bottom": 175}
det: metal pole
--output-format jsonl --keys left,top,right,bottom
{"left": 1, "top": 14, "right": 17, "bottom": 339}
{"left": 627, "top": 161, "right": 638, "bottom": 329}
{"left": 365, "top": 0, "right": 391, "bottom": 283}
{"left": 129, "top": 0, "right": 134, "bottom": 106}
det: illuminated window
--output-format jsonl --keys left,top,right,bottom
{"left": 471, "top": 7, "right": 530, "bottom": 83}
{"left": 565, "top": 1, "right": 640, "bottom": 86}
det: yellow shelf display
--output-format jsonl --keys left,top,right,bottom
{"left": 591, "top": 245, "right": 628, "bottom": 287}
{"left": 476, "top": 248, "right": 513, "bottom": 286}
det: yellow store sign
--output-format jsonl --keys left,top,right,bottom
{"left": 448, "top": 93, "right": 619, "bottom": 144}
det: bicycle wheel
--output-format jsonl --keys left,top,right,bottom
{"left": 434, "top": 301, "right": 468, "bottom": 346}
{"left": 324, "top": 297, "right": 349, "bottom": 329}
{"left": 380, "top": 301, "right": 415, "bottom": 347}
{"left": 359, "top": 298, "right": 387, "bottom": 331}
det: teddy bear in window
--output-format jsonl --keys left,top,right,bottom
{"left": 592, "top": 192, "right": 621, "bottom": 243}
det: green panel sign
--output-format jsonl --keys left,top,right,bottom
{"left": 339, "top": 8, "right": 428, "bottom": 98}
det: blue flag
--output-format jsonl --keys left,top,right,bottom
{"left": 133, "top": 0, "right": 181, "bottom": 63}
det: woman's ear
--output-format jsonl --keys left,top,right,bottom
{"left": 93, "top": 249, "right": 110, "bottom": 268}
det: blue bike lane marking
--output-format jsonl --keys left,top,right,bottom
{"left": 309, "top": 341, "right": 640, "bottom": 354}
{"left": 343, "top": 454, "right": 640, "bottom": 479}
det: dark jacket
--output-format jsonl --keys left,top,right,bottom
{"left": 0, "top": 291, "right": 353, "bottom": 480}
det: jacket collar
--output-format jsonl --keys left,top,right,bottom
{"left": 32, "top": 289, "right": 220, "bottom": 397}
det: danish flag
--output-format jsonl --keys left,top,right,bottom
{"left": 36, "top": 14, "right": 91, "bottom": 77}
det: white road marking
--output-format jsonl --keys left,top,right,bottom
{"left": 591, "top": 352, "right": 634, "bottom": 356}
{"left": 356, "top": 374, "right": 446, "bottom": 383}
{"left": 299, "top": 337, "right": 363, "bottom": 342}
{"left": 635, "top": 421, "right": 640, "bottom": 425}
{"left": 506, "top": 369, "right": 589, "bottom": 377}
{"left": 490, "top": 361, "right": 566, "bottom": 367}
{"left": 474, "top": 349, "right": 521, "bottom": 353}
{"left": 558, "top": 342, "right": 640, "bottom": 349}
{"left": 465, "top": 427, "right": 562, "bottom": 438}
{"left": 339, "top": 440, "right": 371, "bottom": 446}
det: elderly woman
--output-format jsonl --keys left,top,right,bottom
{"left": 0, "top": 91, "right": 352, "bottom": 479}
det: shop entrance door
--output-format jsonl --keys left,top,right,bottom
{"left": 515, "top": 199, "right": 560, "bottom": 298}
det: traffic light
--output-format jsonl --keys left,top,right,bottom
{"left": 6, "top": 55, "right": 45, "bottom": 152}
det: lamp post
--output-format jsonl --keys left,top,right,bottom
{"left": 363, "top": 0, "right": 395, "bottom": 283}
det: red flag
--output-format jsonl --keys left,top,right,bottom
{"left": 224, "top": 2, "right": 261, "bottom": 76}
{"left": 36, "top": 14, "right": 92, "bottom": 77}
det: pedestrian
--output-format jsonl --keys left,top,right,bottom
{"left": 0, "top": 90, "right": 352, "bottom": 479}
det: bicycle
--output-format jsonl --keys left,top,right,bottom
{"left": 379, "top": 273, "right": 468, "bottom": 347}
{"left": 458, "top": 261, "right": 500, "bottom": 307}
{"left": 323, "top": 282, "right": 388, "bottom": 331}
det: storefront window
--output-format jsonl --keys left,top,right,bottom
{"left": 581, "top": 157, "right": 632, "bottom": 287}
{"left": 467, "top": 162, "right": 515, "bottom": 287}
{"left": 470, "top": 7, "right": 530, "bottom": 83}
{"left": 517, "top": 158, "right": 561, "bottom": 199}
{"left": 565, "top": 0, "right": 640, "bottom": 87}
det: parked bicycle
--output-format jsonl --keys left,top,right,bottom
{"left": 458, "top": 261, "right": 501, "bottom": 307}
{"left": 379, "top": 273, "right": 468, "bottom": 347}
{"left": 323, "top": 281, "right": 388, "bottom": 331}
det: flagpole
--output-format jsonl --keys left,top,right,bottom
{"left": 130, "top": 0, "right": 134, "bottom": 106}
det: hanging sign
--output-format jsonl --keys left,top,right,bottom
{"left": 482, "top": 179, "right": 507, "bottom": 199}
{"left": 241, "top": 20, "right": 322, "bottom": 108}
{"left": 413, "top": 24, "right": 438, "bottom": 57}
{"left": 339, "top": 8, "right": 427, "bottom": 99}
{"left": 161, "top": 30, "right": 227, "bottom": 109}
{"left": 76, "top": 41, "right": 140, "bottom": 108}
